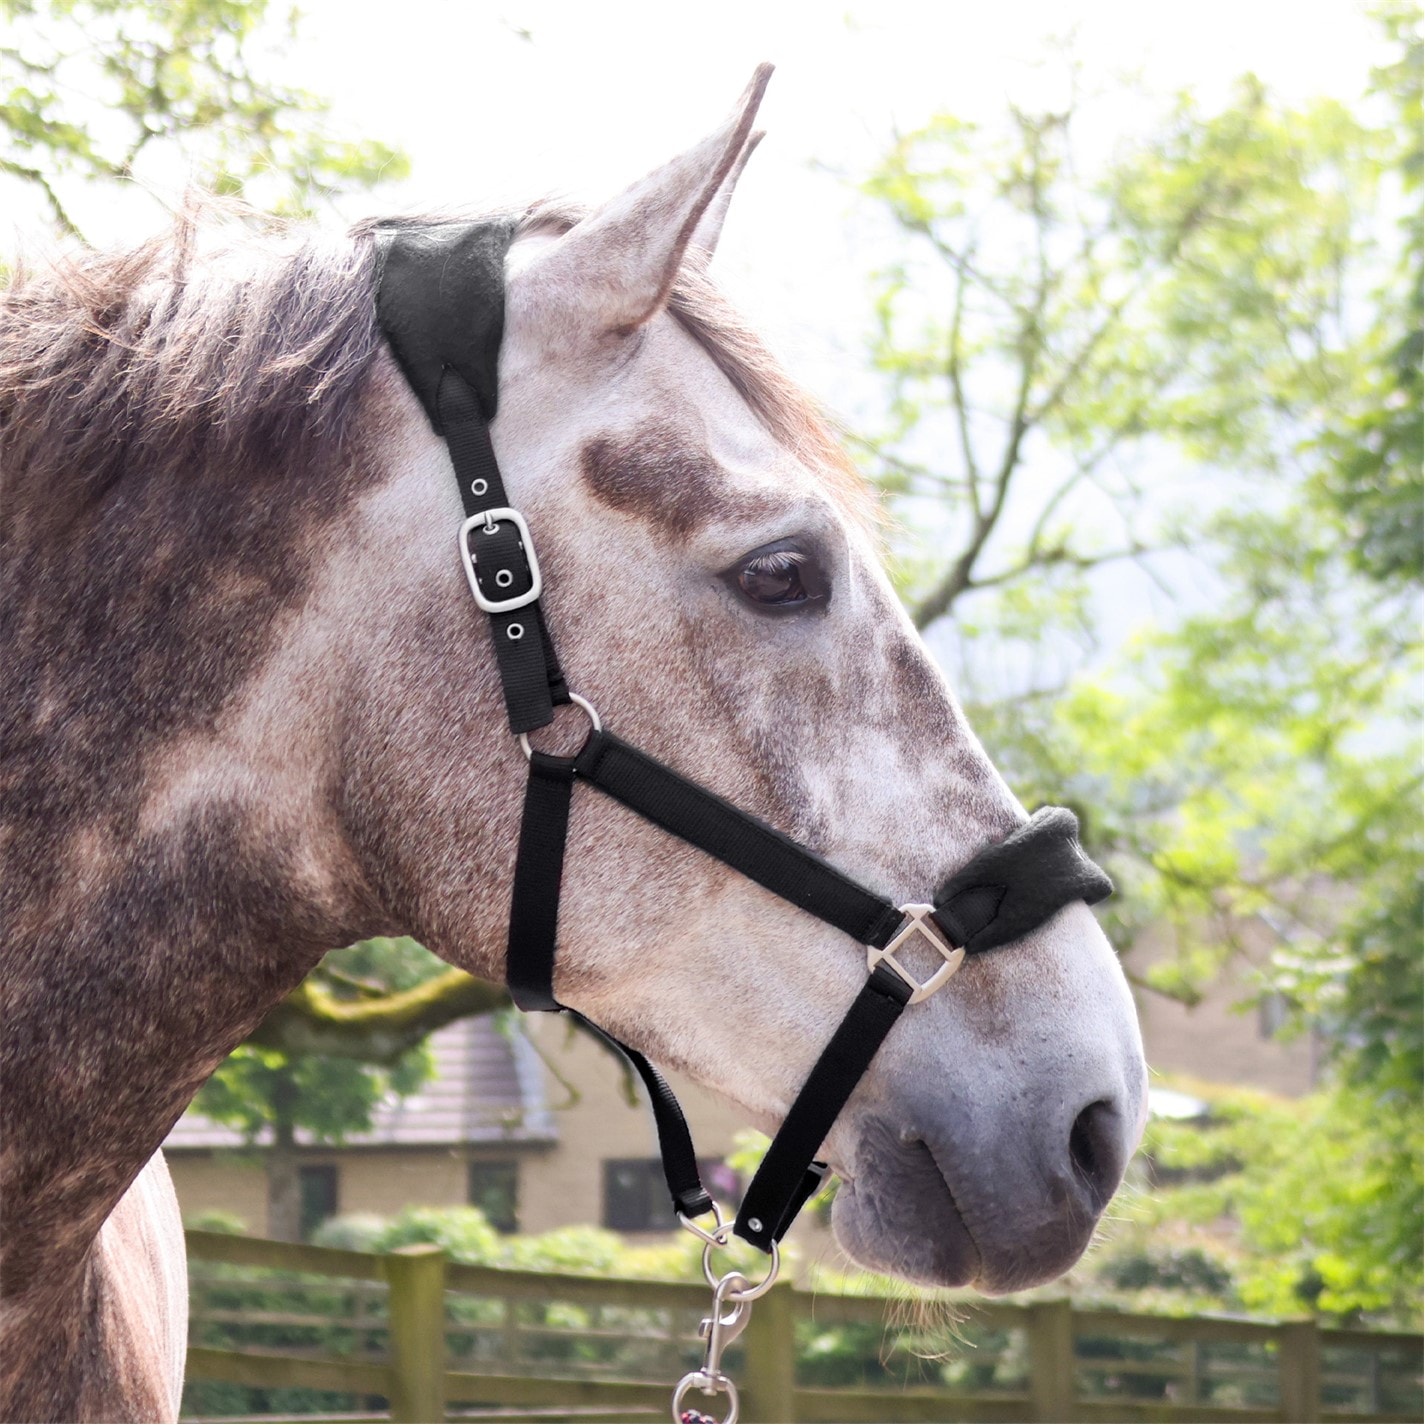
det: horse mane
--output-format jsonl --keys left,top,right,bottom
{"left": 0, "top": 203, "right": 382, "bottom": 536}
{"left": 0, "top": 200, "right": 869, "bottom": 534}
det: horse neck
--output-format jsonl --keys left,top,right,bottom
{"left": 0, "top": 803, "right": 370, "bottom": 1295}
{"left": 0, "top": 427, "right": 393, "bottom": 1296}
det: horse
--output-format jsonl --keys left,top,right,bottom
{"left": 0, "top": 68, "right": 1147, "bottom": 1422}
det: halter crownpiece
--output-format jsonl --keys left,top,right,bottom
{"left": 374, "top": 216, "right": 1111, "bottom": 1264}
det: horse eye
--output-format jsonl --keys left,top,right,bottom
{"left": 726, "top": 540, "right": 829, "bottom": 614}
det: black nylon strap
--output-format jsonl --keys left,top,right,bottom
{"left": 377, "top": 219, "right": 1120, "bottom": 1258}
{"left": 502, "top": 729, "right": 1117, "bottom": 1252}
{"left": 444, "top": 395, "right": 509, "bottom": 513}
{"left": 437, "top": 374, "right": 568, "bottom": 733}
{"left": 506, "top": 752, "right": 715, "bottom": 1219}
{"left": 573, "top": 730, "right": 906, "bottom": 949}
{"left": 576, "top": 1017, "right": 714, "bottom": 1220}
{"left": 507, "top": 753, "right": 577, "bottom": 1013}
{"left": 376, "top": 223, "right": 567, "bottom": 733}
{"left": 733, "top": 965, "right": 912, "bottom": 1250}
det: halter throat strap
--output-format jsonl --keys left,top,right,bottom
{"left": 373, "top": 218, "right": 1114, "bottom": 1254}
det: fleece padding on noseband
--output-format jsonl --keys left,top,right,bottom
{"left": 935, "top": 806, "right": 1113, "bottom": 955}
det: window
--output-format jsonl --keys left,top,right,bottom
{"left": 298, "top": 1164, "right": 338, "bottom": 1240}
{"left": 468, "top": 1159, "right": 520, "bottom": 1233}
{"left": 602, "top": 1158, "right": 740, "bottom": 1232}
{"left": 1258, "top": 990, "right": 1290, "bottom": 1040}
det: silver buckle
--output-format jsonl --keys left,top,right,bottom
{"left": 459, "top": 507, "right": 543, "bottom": 614}
{"left": 867, "top": 904, "right": 965, "bottom": 1004}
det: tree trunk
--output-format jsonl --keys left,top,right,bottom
{"left": 266, "top": 1074, "right": 302, "bottom": 1242}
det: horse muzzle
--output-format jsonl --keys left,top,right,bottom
{"left": 832, "top": 1086, "right": 1136, "bottom": 1291}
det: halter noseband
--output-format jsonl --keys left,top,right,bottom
{"left": 374, "top": 219, "right": 1112, "bottom": 1256}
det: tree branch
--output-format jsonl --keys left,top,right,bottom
{"left": 0, "top": 158, "right": 82, "bottom": 238}
{"left": 910, "top": 136, "right": 1064, "bottom": 631}
{"left": 902, "top": 218, "right": 1021, "bottom": 311}
{"left": 248, "top": 968, "right": 508, "bottom": 1065}
{"left": 967, "top": 540, "right": 1162, "bottom": 592}
{"left": 946, "top": 235, "right": 982, "bottom": 515}
{"left": 1024, "top": 192, "right": 1220, "bottom": 430}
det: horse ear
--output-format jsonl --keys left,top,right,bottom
{"left": 520, "top": 64, "right": 772, "bottom": 335}
{"left": 688, "top": 130, "right": 764, "bottom": 266}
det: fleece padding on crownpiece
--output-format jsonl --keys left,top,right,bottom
{"left": 375, "top": 219, "right": 517, "bottom": 432}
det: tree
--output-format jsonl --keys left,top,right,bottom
{"left": 193, "top": 939, "right": 439, "bottom": 1241}
{"left": 250, "top": 959, "right": 506, "bottom": 1064}
{"left": 1314, "top": 0, "right": 1423, "bottom": 583}
{"left": 855, "top": 11, "right": 1421, "bottom": 1315}
{"left": 1, "top": 0, "right": 407, "bottom": 237}
{"left": 856, "top": 18, "right": 1418, "bottom": 955}
{"left": 860, "top": 73, "right": 1369, "bottom": 643}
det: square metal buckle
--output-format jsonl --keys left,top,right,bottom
{"left": 459, "top": 508, "right": 543, "bottom": 614}
{"left": 867, "top": 904, "right": 965, "bottom": 1004}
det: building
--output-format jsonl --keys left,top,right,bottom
{"left": 164, "top": 1012, "right": 750, "bottom": 1242}
{"left": 1133, "top": 918, "right": 1320, "bottom": 1099}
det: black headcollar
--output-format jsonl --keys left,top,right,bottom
{"left": 374, "top": 219, "right": 1112, "bottom": 1255}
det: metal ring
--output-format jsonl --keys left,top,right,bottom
{"left": 470, "top": 478, "right": 488, "bottom": 496}
{"left": 701, "top": 1238, "right": 780, "bottom": 1300}
{"left": 672, "top": 1371, "right": 738, "bottom": 1424}
{"left": 517, "top": 693, "right": 602, "bottom": 761}
{"left": 677, "top": 1202, "right": 733, "bottom": 1248}
{"left": 495, "top": 569, "right": 515, "bottom": 588}
{"left": 506, "top": 623, "right": 525, "bottom": 641}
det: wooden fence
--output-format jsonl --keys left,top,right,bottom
{"left": 183, "top": 1230, "right": 1423, "bottom": 1424}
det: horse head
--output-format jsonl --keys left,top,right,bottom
{"left": 339, "top": 68, "right": 1147, "bottom": 1290}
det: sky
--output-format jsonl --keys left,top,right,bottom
{"left": 21, "top": 0, "right": 1388, "bottom": 404}
{"left": 272, "top": 0, "right": 1390, "bottom": 402}
{"left": 4, "top": 0, "right": 1397, "bottom": 683}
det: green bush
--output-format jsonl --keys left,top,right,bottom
{"left": 184, "top": 1208, "right": 248, "bottom": 1235}
{"left": 1101, "top": 1245, "right": 1236, "bottom": 1296}
{"left": 310, "top": 1211, "right": 394, "bottom": 1253}
{"left": 372, "top": 1205, "right": 502, "bottom": 1262}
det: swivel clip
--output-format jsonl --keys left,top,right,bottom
{"left": 671, "top": 1271, "right": 753, "bottom": 1424}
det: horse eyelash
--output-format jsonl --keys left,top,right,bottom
{"left": 742, "top": 548, "right": 807, "bottom": 575}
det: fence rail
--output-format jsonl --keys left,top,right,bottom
{"left": 183, "top": 1230, "right": 1423, "bottom": 1424}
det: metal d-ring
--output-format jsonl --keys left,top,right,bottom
{"left": 677, "top": 1201, "right": 734, "bottom": 1249}
{"left": 701, "top": 1237, "right": 780, "bottom": 1300}
{"left": 517, "top": 693, "right": 602, "bottom": 761}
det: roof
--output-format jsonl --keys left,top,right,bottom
{"left": 165, "top": 1014, "right": 556, "bottom": 1151}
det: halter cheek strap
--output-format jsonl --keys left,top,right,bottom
{"left": 374, "top": 219, "right": 1113, "bottom": 1254}
{"left": 377, "top": 220, "right": 569, "bottom": 733}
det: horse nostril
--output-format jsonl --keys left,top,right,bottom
{"left": 1068, "top": 1099, "right": 1123, "bottom": 1212}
